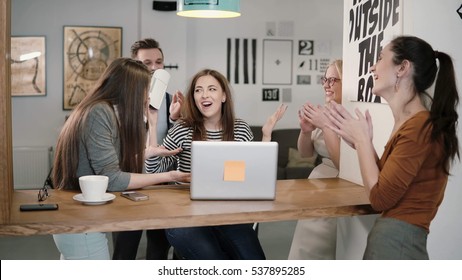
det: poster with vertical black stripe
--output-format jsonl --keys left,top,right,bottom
{"left": 227, "top": 38, "right": 257, "bottom": 84}
{"left": 344, "top": 0, "right": 402, "bottom": 103}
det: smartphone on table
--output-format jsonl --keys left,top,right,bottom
{"left": 121, "top": 191, "right": 149, "bottom": 201}
{"left": 20, "top": 203, "right": 59, "bottom": 211}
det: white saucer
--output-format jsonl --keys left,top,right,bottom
{"left": 73, "top": 193, "right": 116, "bottom": 205}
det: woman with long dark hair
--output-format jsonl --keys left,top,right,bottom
{"left": 146, "top": 69, "right": 286, "bottom": 259}
{"left": 52, "top": 58, "right": 189, "bottom": 259}
{"left": 328, "top": 36, "right": 459, "bottom": 259}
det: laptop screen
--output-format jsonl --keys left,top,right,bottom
{"left": 190, "top": 141, "right": 279, "bottom": 200}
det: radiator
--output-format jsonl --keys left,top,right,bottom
{"left": 13, "top": 146, "right": 53, "bottom": 190}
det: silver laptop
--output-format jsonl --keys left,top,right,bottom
{"left": 190, "top": 141, "right": 279, "bottom": 200}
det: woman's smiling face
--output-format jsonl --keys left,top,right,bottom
{"left": 370, "top": 43, "right": 400, "bottom": 97}
{"left": 193, "top": 75, "right": 226, "bottom": 120}
{"left": 322, "top": 65, "right": 342, "bottom": 104}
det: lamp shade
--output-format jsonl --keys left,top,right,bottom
{"left": 177, "top": 0, "right": 240, "bottom": 18}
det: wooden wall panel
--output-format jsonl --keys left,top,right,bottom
{"left": 0, "top": 0, "right": 13, "bottom": 224}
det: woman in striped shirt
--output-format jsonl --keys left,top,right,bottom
{"left": 145, "top": 69, "right": 286, "bottom": 259}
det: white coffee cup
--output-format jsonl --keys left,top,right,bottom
{"left": 79, "top": 175, "right": 109, "bottom": 201}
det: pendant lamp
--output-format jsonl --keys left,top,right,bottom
{"left": 177, "top": 0, "right": 240, "bottom": 18}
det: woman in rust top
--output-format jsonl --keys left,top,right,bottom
{"left": 327, "top": 36, "right": 459, "bottom": 259}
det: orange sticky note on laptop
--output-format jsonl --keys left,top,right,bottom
{"left": 223, "top": 160, "right": 246, "bottom": 182}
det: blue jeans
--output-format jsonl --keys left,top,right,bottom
{"left": 363, "top": 217, "right": 429, "bottom": 260}
{"left": 166, "top": 224, "right": 265, "bottom": 260}
{"left": 53, "top": 232, "right": 110, "bottom": 260}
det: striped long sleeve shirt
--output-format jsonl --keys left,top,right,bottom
{"left": 145, "top": 119, "right": 254, "bottom": 174}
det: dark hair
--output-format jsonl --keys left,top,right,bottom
{"left": 130, "top": 38, "right": 164, "bottom": 59}
{"left": 181, "top": 69, "right": 235, "bottom": 141}
{"left": 53, "top": 58, "right": 151, "bottom": 190}
{"left": 391, "top": 36, "right": 459, "bottom": 174}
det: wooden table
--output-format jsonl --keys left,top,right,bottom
{"left": 0, "top": 178, "right": 376, "bottom": 236}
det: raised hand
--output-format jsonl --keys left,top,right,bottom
{"left": 326, "top": 101, "right": 373, "bottom": 149}
{"left": 302, "top": 102, "right": 333, "bottom": 130}
{"left": 169, "top": 90, "right": 184, "bottom": 121}
{"left": 146, "top": 101, "right": 158, "bottom": 126}
{"left": 298, "top": 103, "right": 316, "bottom": 133}
{"left": 262, "top": 103, "right": 288, "bottom": 141}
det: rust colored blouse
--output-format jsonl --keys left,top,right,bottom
{"left": 369, "top": 111, "right": 447, "bottom": 232}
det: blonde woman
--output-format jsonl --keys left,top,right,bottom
{"left": 289, "top": 60, "right": 343, "bottom": 259}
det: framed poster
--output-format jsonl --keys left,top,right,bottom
{"left": 343, "top": 0, "right": 403, "bottom": 103}
{"left": 63, "top": 26, "right": 122, "bottom": 110}
{"left": 11, "top": 36, "right": 46, "bottom": 96}
{"left": 262, "top": 39, "right": 293, "bottom": 85}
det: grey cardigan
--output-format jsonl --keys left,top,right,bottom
{"left": 76, "top": 103, "right": 130, "bottom": 191}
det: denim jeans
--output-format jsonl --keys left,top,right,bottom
{"left": 53, "top": 232, "right": 110, "bottom": 260}
{"left": 166, "top": 224, "right": 266, "bottom": 260}
{"left": 363, "top": 217, "right": 429, "bottom": 260}
{"left": 112, "top": 229, "right": 171, "bottom": 260}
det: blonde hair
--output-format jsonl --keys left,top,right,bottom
{"left": 331, "top": 59, "right": 343, "bottom": 79}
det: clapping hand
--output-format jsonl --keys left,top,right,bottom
{"left": 301, "top": 102, "right": 333, "bottom": 130}
{"left": 326, "top": 101, "right": 373, "bottom": 149}
{"left": 298, "top": 102, "right": 316, "bottom": 133}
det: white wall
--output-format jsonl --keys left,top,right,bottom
{"left": 405, "top": 0, "right": 462, "bottom": 260}
{"left": 339, "top": 0, "right": 462, "bottom": 259}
